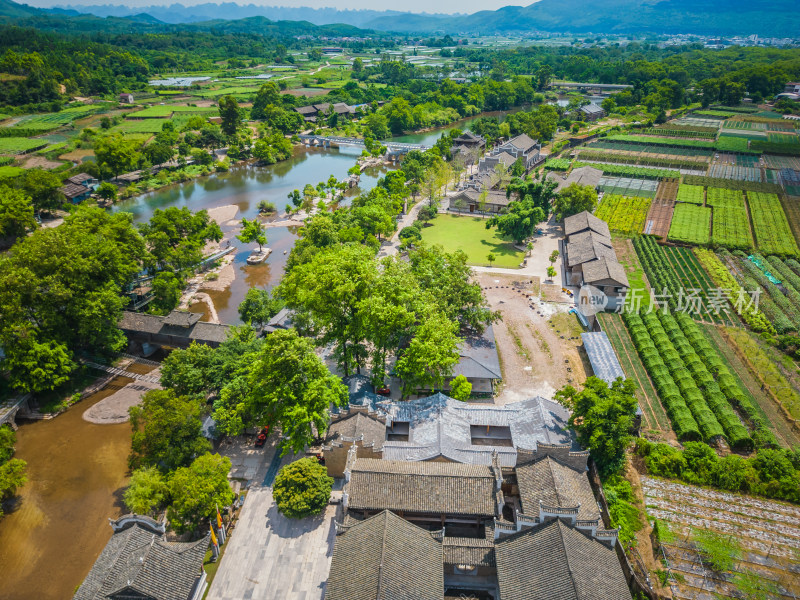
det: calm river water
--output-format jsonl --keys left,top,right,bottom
{"left": 0, "top": 119, "right": 491, "bottom": 599}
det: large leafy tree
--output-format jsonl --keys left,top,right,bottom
{"left": 233, "top": 330, "right": 348, "bottom": 454}
{"left": 555, "top": 377, "right": 638, "bottom": 476}
{"left": 94, "top": 134, "right": 142, "bottom": 177}
{"left": 238, "top": 287, "right": 284, "bottom": 329}
{"left": 273, "top": 457, "right": 333, "bottom": 519}
{"left": 408, "top": 245, "right": 496, "bottom": 332}
{"left": 128, "top": 389, "right": 211, "bottom": 472}
{"left": 0, "top": 206, "right": 145, "bottom": 391}
{"left": 485, "top": 198, "right": 546, "bottom": 244}
{"left": 218, "top": 95, "right": 242, "bottom": 136}
{"left": 395, "top": 312, "right": 461, "bottom": 398}
{"left": 123, "top": 466, "right": 168, "bottom": 515}
{"left": 138, "top": 206, "right": 222, "bottom": 273}
{"left": 506, "top": 172, "right": 558, "bottom": 212}
{"left": 167, "top": 453, "right": 235, "bottom": 533}
{"left": 236, "top": 217, "right": 267, "bottom": 252}
{"left": 15, "top": 170, "right": 63, "bottom": 213}
{"left": 279, "top": 244, "right": 378, "bottom": 376}
{"left": 553, "top": 183, "right": 598, "bottom": 220}
{"left": 0, "top": 185, "right": 36, "bottom": 241}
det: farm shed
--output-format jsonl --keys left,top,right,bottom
{"left": 581, "top": 331, "right": 625, "bottom": 385}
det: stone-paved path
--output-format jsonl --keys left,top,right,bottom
{"left": 206, "top": 448, "right": 338, "bottom": 600}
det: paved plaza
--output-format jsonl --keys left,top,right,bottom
{"left": 207, "top": 447, "right": 338, "bottom": 600}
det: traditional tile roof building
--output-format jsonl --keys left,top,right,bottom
{"left": 60, "top": 182, "right": 92, "bottom": 203}
{"left": 449, "top": 189, "right": 513, "bottom": 215}
{"left": 494, "top": 519, "right": 631, "bottom": 600}
{"left": 343, "top": 457, "right": 504, "bottom": 521}
{"left": 451, "top": 131, "right": 486, "bottom": 150}
{"left": 548, "top": 166, "right": 604, "bottom": 194}
{"left": 563, "top": 211, "right": 629, "bottom": 310}
{"left": 327, "top": 510, "right": 444, "bottom": 600}
{"left": 578, "top": 103, "right": 606, "bottom": 121}
{"left": 328, "top": 444, "right": 630, "bottom": 600}
{"left": 323, "top": 391, "right": 574, "bottom": 476}
{"left": 119, "top": 310, "right": 231, "bottom": 350}
{"left": 74, "top": 515, "right": 209, "bottom": 600}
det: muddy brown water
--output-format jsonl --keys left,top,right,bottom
{"left": 0, "top": 377, "right": 134, "bottom": 600}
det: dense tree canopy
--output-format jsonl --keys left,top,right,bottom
{"left": 273, "top": 457, "right": 333, "bottom": 519}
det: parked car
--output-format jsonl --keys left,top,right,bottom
{"left": 254, "top": 427, "right": 269, "bottom": 447}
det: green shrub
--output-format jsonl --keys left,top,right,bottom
{"left": 273, "top": 457, "right": 333, "bottom": 519}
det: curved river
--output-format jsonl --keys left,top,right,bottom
{"left": 0, "top": 118, "right": 491, "bottom": 600}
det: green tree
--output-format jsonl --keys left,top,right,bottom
{"left": 236, "top": 217, "right": 267, "bottom": 252}
{"left": 160, "top": 341, "right": 217, "bottom": 398}
{"left": 555, "top": 377, "right": 638, "bottom": 476}
{"left": 218, "top": 95, "right": 242, "bottom": 136}
{"left": 382, "top": 97, "right": 415, "bottom": 134}
{"left": 167, "top": 453, "right": 234, "bottom": 533}
{"left": 487, "top": 252, "right": 496, "bottom": 267}
{"left": 128, "top": 389, "right": 211, "bottom": 472}
{"left": 250, "top": 82, "right": 281, "bottom": 120}
{"left": 0, "top": 426, "right": 16, "bottom": 464}
{"left": 235, "top": 330, "right": 347, "bottom": 454}
{"left": 238, "top": 287, "right": 283, "bottom": 328}
{"left": 546, "top": 265, "right": 557, "bottom": 280}
{"left": 97, "top": 181, "right": 117, "bottom": 201}
{"left": 363, "top": 112, "right": 389, "bottom": 139}
{"left": 553, "top": 183, "right": 597, "bottom": 220}
{"left": 124, "top": 466, "right": 168, "bottom": 515}
{"left": 449, "top": 374, "right": 472, "bottom": 401}
{"left": 139, "top": 207, "right": 222, "bottom": 273}
{"left": 94, "top": 134, "right": 142, "bottom": 177}
{"left": 150, "top": 271, "right": 182, "bottom": 313}
{"left": 0, "top": 458, "right": 27, "bottom": 515}
{"left": 143, "top": 142, "right": 173, "bottom": 167}
{"left": 486, "top": 197, "right": 546, "bottom": 244}
{"left": 16, "top": 169, "right": 63, "bottom": 212}
{"left": 279, "top": 244, "right": 378, "bottom": 376}
{"left": 549, "top": 249, "right": 559, "bottom": 264}
{"left": 272, "top": 457, "right": 333, "bottom": 519}
{"left": 395, "top": 312, "right": 461, "bottom": 398}
{"left": 0, "top": 185, "right": 36, "bottom": 240}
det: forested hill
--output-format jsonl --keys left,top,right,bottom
{"left": 0, "top": 0, "right": 374, "bottom": 37}
{"left": 365, "top": 0, "right": 800, "bottom": 37}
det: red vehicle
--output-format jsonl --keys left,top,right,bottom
{"left": 254, "top": 427, "right": 269, "bottom": 447}
{"left": 376, "top": 387, "right": 391, "bottom": 397}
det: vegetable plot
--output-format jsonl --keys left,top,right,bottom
{"left": 747, "top": 192, "right": 799, "bottom": 256}
{"left": 595, "top": 194, "right": 652, "bottom": 235}
{"left": 669, "top": 204, "right": 711, "bottom": 245}
{"left": 675, "top": 184, "right": 704, "bottom": 205}
{"left": 706, "top": 188, "right": 753, "bottom": 250}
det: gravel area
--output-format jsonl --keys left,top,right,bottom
{"left": 82, "top": 372, "right": 161, "bottom": 424}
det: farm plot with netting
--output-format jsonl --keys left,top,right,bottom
{"left": 644, "top": 180, "right": 678, "bottom": 238}
{"left": 598, "top": 176, "right": 658, "bottom": 198}
{"left": 723, "top": 120, "right": 767, "bottom": 131}
{"left": 642, "top": 477, "right": 800, "bottom": 600}
{"left": 764, "top": 155, "right": 800, "bottom": 170}
{"left": 707, "top": 163, "right": 763, "bottom": 182}
{"left": 669, "top": 203, "right": 712, "bottom": 245}
{"left": 578, "top": 147, "right": 709, "bottom": 171}
{"left": 595, "top": 194, "right": 652, "bottom": 235}
{"left": 676, "top": 184, "right": 705, "bottom": 204}
{"left": 747, "top": 192, "right": 800, "bottom": 256}
{"left": 598, "top": 313, "right": 673, "bottom": 438}
{"left": 673, "top": 116, "right": 723, "bottom": 128}
{"left": 706, "top": 188, "right": 753, "bottom": 250}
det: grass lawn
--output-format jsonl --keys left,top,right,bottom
{"left": 419, "top": 214, "right": 525, "bottom": 268}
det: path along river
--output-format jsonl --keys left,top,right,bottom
{"left": 0, "top": 116, "right": 493, "bottom": 600}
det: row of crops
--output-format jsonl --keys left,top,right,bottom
{"left": 579, "top": 148, "right": 709, "bottom": 170}
{"left": 638, "top": 127, "right": 717, "bottom": 139}
{"left": 605, "top": 134, "right": 716, "bottom": 150}
{"left": 669, "top": 204, "right": 711, "bottom": 245}
{"left": 621, "top": 309, "right": 766, "bottom": 448}
{"left": 594, "top": 194, "right": 652, "bottom": 236}
{"left": 573, "top": 161, "right": 680, "bottom": 180}
{"left": 707, "top": 189, "right": 753, "bottom": 250}
{"left": 747, "top": 192, "right": 799, "bottom": 255}
{"left": 676, "top": 184, "right": 704, "bottom": 204}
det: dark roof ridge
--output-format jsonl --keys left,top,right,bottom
{"left": 376, "top": 510, "right": 389, "bottom": 600}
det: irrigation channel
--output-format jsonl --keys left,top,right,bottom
{"left": 0, "top": 116, "right": 495, "bottom": 600}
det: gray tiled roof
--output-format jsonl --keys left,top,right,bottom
{"left": 327, "top": 510, "right": 444, "bottom": 600}
{"left": 516, "top": 456, "right": 600, "bottom": 521}
{"left": 74, "top": 524, "right": 209, "bottom": 600}
{"left": 581, "top": 332, "right": 625, "bottom": 385}
{"left": 295, "top": 105, "right": 318, "bottom": 115}
{"left": 456, "top": 324, "right": 502, "bottom": 379}
{"left": 60, "top": 182, "right": 90, "bottom": 199}
{"left": 119, "top": 311, "right": 231, "bottom": 344}
{"left": 563, "top": 211, "right": 610, "bottom": 238}
{"left": 346, "top": 458, "right": 499, "bottom": 517}
{"left": 504, "top": 134, "right": 539, "bottom": 153}
{"left": 581, "top": 255, "right": 629, "bottom": 287}
{"left": 495, "top": 151, "right": 518, "bottom": 167}
{"left": 494, "top": 519, "right": 632, "bottom": 600}
{"left": 326, "top": 411, "right": 386, "bottom": 451}
{"left": 442, "top": 536, "right": 496, "bottom": 567}
{"left": 566, "top": 231, "right": 616, "bottom": 267}
{"left": 378, "top": 393, "right": 573, "bottom": 466}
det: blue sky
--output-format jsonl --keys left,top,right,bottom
{"left": 27, "top": 0, "right": 525, "bottom": 14}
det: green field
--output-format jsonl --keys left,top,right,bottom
{"left": 418, "top": 214, "right": 525, "bottom": 268}
{"left": 127, "top": 105, "right": 218, "bottom": 118}
{"left": 0, "top": 137, "right": 48, "bottom": 153}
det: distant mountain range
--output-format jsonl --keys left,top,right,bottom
{"left": 363, "top": 0, "right": 800, "bottom": 37}
{"left": 49, "top": 2, "right": 457, "bottom": 27}
{"left": 4, "top": 0, "right": 800, "bottom": 38}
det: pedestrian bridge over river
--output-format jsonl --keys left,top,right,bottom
{"left": 0, "top": 394, "right": 31, "bottom": 429}
{"left": 298, "top": 134, "right": 431, "bottom": 156}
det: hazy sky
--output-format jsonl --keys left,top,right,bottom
{"left": 26, "top": 0, "right": 525, "bottom": 13}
